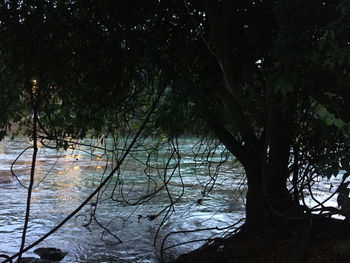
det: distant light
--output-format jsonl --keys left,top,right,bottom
{"left": 31, "top": 79, "right": 38, "bottom": 94}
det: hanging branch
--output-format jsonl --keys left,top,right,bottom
{"left": 10, "top": 146, "right": 33, "bottom": 189}
{"left": 2, "top": 85, "right": 166, "bottom": 263}
{"left": 17, "top": 82, "right": 39, "bottom": 262}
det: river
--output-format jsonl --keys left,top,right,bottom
{"left": 0, "top": 136, "right": 247, "bottom": 262}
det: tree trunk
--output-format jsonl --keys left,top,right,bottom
{"left": 197, "top": 93, "right": 298, "bottom": 232}
{"left": 241, "top": 128, "right": 300, "bottom": 232}
{"left": 243, "top": 159, "right": 297, "bottom": 231}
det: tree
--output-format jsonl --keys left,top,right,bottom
{"left": 0, "top": 0, "right": 349, "bottom": 261}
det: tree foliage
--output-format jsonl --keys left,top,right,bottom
{"left": 0, "top": 0, "right": 349, "bottom": 235}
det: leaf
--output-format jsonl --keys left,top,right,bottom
{"left": 328, "top": 29, "right": 335, "bottom": 39}
{"left": 315, "top": 103, "right": 347, "bottom": 129}
{"left": 315, "top": 104, "right": 328, "bottom": 118}
{"left": 325, "top": 116, "right": 334, "bottom": 126}
{"left": 334, "top": 118, "right": 346, "bottom": 128}
{"left": 341, "top": 157, "right": 350, "bottom": 171}
{"left": 276, "top": 77, "right": 294, "bottom": 96}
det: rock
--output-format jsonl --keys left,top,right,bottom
{"left": 17, "top": 257, "right": 51, "bottom": 263}
{"left": 33, "top": 248, "right": 67, "bottom": 262}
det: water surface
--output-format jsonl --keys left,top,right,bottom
{"left": 0, "top": 137, "right": 246, "bottom": 262}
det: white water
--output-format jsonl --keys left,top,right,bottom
{"left": 0, "top": 137, "right": 246, "bottom": 262}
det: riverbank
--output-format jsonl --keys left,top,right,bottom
{"left": 174, "top": 216, "right": 350, "bottom": 263}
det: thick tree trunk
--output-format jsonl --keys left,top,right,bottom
{"left": 200, "top": 107, "right": 298, "bottom": 231}
{"left": 241, "top": 128, "right": 300, "bottom": 232}
{"left": 244, "top": 162, "right": 266, "bottom": 230}
{"left": 243, "top": 157, "right": 297, "bottom": 232}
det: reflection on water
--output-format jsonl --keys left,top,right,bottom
{"left": 0, "top": 136, "right": 344, "bottom": 262}
{"left": 0, "top": 136, "right": 246, "bottom": 262}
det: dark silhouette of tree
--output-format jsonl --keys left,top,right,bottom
{"left": 0, "top": 0, "right": 349, "bottom": 261}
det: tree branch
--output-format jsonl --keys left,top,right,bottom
{"left": 197, "top": 104, "right": 251, "bottom": 165}
{"left": 18, "top": 83, "right": 39, "bottom": 261}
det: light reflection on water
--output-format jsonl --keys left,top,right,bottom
{"left": 0, "top": 137, "right": 246, "bottom": 262}
{"left": 0, "top": 136, "right": 345, "bottom": 262}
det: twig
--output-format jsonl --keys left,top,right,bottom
{"left": 18, "top": 85, "right": 39, "bottom": 261}
{"left": 2, "top": 85, "right": 166, "bottom": 263}
{"left": 10, "top": 146, "right": 33, "bottom": 189}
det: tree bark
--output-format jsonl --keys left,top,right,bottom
{"left": 199, "top": 104, "right": 298, "bottom": 231}
{"left": 241, "top": 109, "right": 300, "bottom": 231}
{"left": 242, "top": 147, "right": 298, "bottom": 232}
